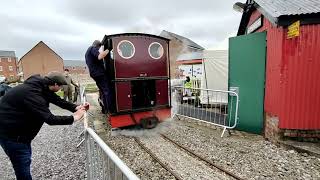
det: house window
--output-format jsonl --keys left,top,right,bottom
{"left": 0, "top": 66, "right": 2, "bottom": 71}
{"left": 1, "top": 57, "right": 8, "bottom": 62}
{"left": 9, "top": 66, "right": 13, "bottom": 71}
{"left": 8, "top": 58, "right": 12, "bottom": 62}
{"left": 9, "top": 75, "right": 14, "bottom": 80}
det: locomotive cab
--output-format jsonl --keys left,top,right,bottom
{"left": 100, "top": 33, "right": 171, "bottom": 129}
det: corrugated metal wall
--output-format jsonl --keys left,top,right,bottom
{"left": 280, "top": 24, "right": 320, "bottom": 129}
{"left": 247, "top": 10, "right": 320, "bottom": 129}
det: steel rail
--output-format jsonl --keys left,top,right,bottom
{"left": 160, "top": 134, "right": 243, "bottom": 180}
{"left": 134, "top": 137, "right": 183, "bottom": 180}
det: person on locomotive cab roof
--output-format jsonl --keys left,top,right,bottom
{"left": 0, "top": 71, "right": 90, "bottom": 180}
{"left": 85, "top": 40, "right": 111, "bottom": 114}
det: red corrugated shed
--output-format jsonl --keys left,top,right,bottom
{"left": 280, "top": 24, "right": 320, "bottom": 129}
{"left": 247, "top": 10, "right": 320, "bottom": 129}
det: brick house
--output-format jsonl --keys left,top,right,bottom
{"left": 63, "top": 60, "right": 88, "bottom": 74}
{"left": 0, "top": 50, "right": 18, "bottom": 81}
{"left": 160, "top": 30, "right": 205, "bottom": 78}
{"left": 18, "top": 41, "right": 64, "bottom": 80}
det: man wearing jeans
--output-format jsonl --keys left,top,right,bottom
{"left": 0, "top": 72, "right": 88, "bottom": 180}
{"left": 85, "top": 40, "right": 111, "bottom": 113}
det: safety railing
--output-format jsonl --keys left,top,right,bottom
{"left": 172, "top": 86, "right": 239, "bottom": 137}
{"left": 80, "top": 85, "right": 140, "bottom": 180}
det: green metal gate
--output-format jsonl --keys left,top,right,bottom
{"left": 228, "top": 32, "right": 266, "bottom": 134}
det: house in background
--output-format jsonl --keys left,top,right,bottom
{"left": 64, "top": 60, "right": 88, "bottom": 74}
{"left": 0, "top": 50, "right": 18, "bottom": 81}
{"left": 160, "top": 30, "right": 205, "bottom": 78}
{"left": 63, "top": 60, "right": 93, "bottom": 84}
{"left": 18, "top": 41, "right": 64, "bottom": 79}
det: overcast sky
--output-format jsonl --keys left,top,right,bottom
{"left": 0, "top": 0, "right": 243, "bottom": 60}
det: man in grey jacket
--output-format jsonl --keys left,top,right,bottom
{"left": 62, "top": 68, "right": 78, "bottom": 102}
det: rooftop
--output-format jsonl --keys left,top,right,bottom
{"left": 0, "top": 50, "right": 16, "bottom": 57}
{"left": 255, "top": 0, "right": 320, "bottom": 18}
{"left": 160, "top": 30, "right": 205, "bottom": 51}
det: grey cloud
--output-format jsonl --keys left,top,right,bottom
{"left": 0, "top": 0, "right": 244, "bottom": 59}
{"left": 58, "top": 0, "right": 236, "bottom": 28}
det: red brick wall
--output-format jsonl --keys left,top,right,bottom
{"left": 265, "top": 113, "right": 283, "bottom": 144}
{"left": 64, "top": 66, "right": 88, "bottom": 74}
{"left": 0, "top": 57, "right": 18, "bottom": 80}
{"left": 265, "top": 113, "right": 320, "bottom": 143}
{"left": 283, "top": 130, "right": 320, "bottom": 142}
{"left": 20, "top": 42, "right": 64, "bottom": 79}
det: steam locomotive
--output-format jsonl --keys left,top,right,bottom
{"left": 99, "top": 33, "right": 171, "bottom": 129}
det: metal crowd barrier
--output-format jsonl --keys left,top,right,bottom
{"left": 172, "top": 86, "right": 239, "bottom": 137}
{"left": 80, "top": 85, "right": 140, "bottom": 180}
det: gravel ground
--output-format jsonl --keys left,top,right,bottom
{"left": 164, "top": 118, "right": 320, "bottom": 180}
{"left": 138, "top": 135, "right": 232, "bottom": 180}
{"left": 86, "top": 92, "right": 320, "bottom": 180}
{"left": 0, "top": 105, "right": 86, "bottom": 180}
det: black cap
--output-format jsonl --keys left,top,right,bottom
{"left": 46, "top": 71, "right": 68, "bottom": 85}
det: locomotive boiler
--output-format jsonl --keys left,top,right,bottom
{"left": 100, "top": 33, "right": 171, "bottom": 129}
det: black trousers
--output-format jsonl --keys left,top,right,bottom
{"left": 92, "top": 75, "right": 111, "bottom": 112}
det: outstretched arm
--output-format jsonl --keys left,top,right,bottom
{"left": 47, "top": 91, "right": 78, "bottom": 112}
{"left": 98, "top": 48, "right": 109, "bottom": 60}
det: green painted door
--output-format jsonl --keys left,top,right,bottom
{"left": 229, "top": 32, "right": 266, "bottom": 134}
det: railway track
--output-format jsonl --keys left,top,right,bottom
{"left": 134, "top": 134, "right": 243, "bottom": 180}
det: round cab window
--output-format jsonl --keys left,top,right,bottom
{"left": 117, "top": 40, "right": 135, "bottom": 59}
{"left": 149, "top": 42, "right": 164, "bottom": 59}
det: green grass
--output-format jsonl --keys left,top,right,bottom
{"left": 84, "top": 83, "right": 98, "bottom": 93}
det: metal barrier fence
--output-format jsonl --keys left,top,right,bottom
{"left": 80, "top": 85, "right": 140, "bottom": 180}
{"left": 172, "top": 86, "right": 239, "bottom": 137}
{"left": 85, "top": 128, "right": 139, "bottom": 180}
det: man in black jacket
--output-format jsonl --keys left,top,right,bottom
{"left": 0, "top": 72, "right": 88, "bottom": 180}
{"left": 85, "top": 40, "right": 110, "bottom": 113}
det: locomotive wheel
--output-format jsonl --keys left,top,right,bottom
{"left": 141, "top": 117, "right": 159, "bottom": 129}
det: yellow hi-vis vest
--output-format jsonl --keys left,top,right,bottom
{"left": 184, "top": 81, "right": 192, "bottom": 89}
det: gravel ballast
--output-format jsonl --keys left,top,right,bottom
{"left": 137, "top": 135, "right": 233, "bottom": 180}
{"left": 0, "top": 105, "right": 86, "bottom": 180}
{"left": 88, "top": 93, "right": 320, "bottom": 180}
{"left": 164, "top": 118, "right": 320, "bottom": 180}
{"left": 88, "top": 93, "right": 175, "bottom": 180}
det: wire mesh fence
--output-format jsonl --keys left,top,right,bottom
{"left": 172, "top": 86, "right": 239, "bottom": 137}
